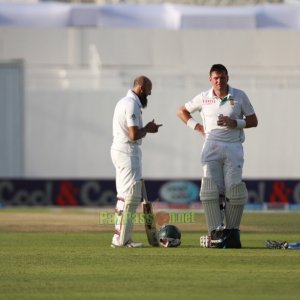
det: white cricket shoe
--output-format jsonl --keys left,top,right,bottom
{"left": 111, "top": 236, "right": 144, "bottom": 248}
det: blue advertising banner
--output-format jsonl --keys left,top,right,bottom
{"left": 0, "top": 179, "right": 300, "bottom": 209}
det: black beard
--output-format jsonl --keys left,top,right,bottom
{"left": 139, "top": 93, "right": 148, "bottom": 108}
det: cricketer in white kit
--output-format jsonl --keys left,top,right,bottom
{"left": 110, "top": 76, "right": 162, "bottom": 248}
{"left": 177, "top": 64, "right": 258, "bottom": 248}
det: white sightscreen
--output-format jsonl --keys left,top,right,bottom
{"left": 0, "top": 61, "right": 24, "bottom": 177}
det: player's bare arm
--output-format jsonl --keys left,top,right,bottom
{"left": 128, "top": 119, "right": 162, "bottom": 141}
{"left": 177, "top": 106, "right": 204, "bottom": 135}
{"left": 245, "top": 114, "right": 258, "bottom": 128}
{"left": 217, "top": 113, "right": 258, "bottom": 129}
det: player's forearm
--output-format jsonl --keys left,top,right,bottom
{"left": 218, "top": 114, "right": 258, "bottom": 129}
{"left": 128, "top": 127, "right": 146, "bottom": 141}
{"left": 177, "top": 106, "right": 204, "bottom": 135}
{"left": 138, "top": 127, "right": 147, "bottom": 139}
{"left": 177, "top": 106, "right": 191, "bottom": 124}
{"left": 128, "top": 121, "right": 161, "bottom": 141}
{"left": 245, "top": 114, "right": 258, "bottom": 128}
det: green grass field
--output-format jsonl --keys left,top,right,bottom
{"left": 1, "top": 209, "right": 300, "bottom": 300}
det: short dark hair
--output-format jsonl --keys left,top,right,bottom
{"left": 209, "top": 64, "right": 228, "bottom": 76}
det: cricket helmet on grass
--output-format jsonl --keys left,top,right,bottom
{"left": 158, "top": 224, "right": 181, "bottom": 247}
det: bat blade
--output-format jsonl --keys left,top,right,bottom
{"left": 142, "top": 202, "right": 159, "bottom": 247}
{"left": 142, "top": 180, "right": 159, "bottom": 247}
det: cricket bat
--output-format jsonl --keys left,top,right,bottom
{"left": 141, "top": 180, "right": 159, "bottom": 247}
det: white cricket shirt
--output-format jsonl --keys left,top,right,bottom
{"left": 185, "top": 86, "right": 255, "bottom": 143}
{"left": 111, "top": 90, "right": 143, "bottom": 154}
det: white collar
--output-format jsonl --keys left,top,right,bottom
{"left": 127, "top": 90, "right": 142, "bottom": 108}
{"left": 209, "top": 85, "right": 233, "bottom": 99}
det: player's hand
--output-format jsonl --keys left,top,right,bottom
{"left": 195, "top": 123, "right": 205, "bottom": 136}
{"left": 217, "top": 115, "right": 236, "bottom": 128}
{"left": 145, "top": 119, "right": 162, "bottom": 133}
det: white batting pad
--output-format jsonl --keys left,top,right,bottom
{"left": 225, "top": 182, "right": 248, "bottom": 229}
{"left": 118, "top": 180, "right": 142, "bottom": 246}
{"left": 200, "top": 177, "right": 219, "bottom": 201}
{"left": 200, "top": 177, "right": 223, "bottom": 234}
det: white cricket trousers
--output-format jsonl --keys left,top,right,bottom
{"left": 201, "top": 140, "right": 244, "bottom": 195}
{"left": 110, "top": 148, "right": 142, "bottom": 199}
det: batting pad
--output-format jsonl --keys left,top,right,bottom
{"left": 225, "top": 182, "right": 248, "bottom": 229}
{"left": 118, "top": 181, "right": 142, "bottom": 246}
{"left": 200, "top": 177, "right": 224, "bottom": 234}
{"left": 226, "top": 182, "right": 248, "bottom": 205}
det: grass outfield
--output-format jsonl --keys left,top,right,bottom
{"left": 1, "top": 209, "right": 300, "bottom": 300}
